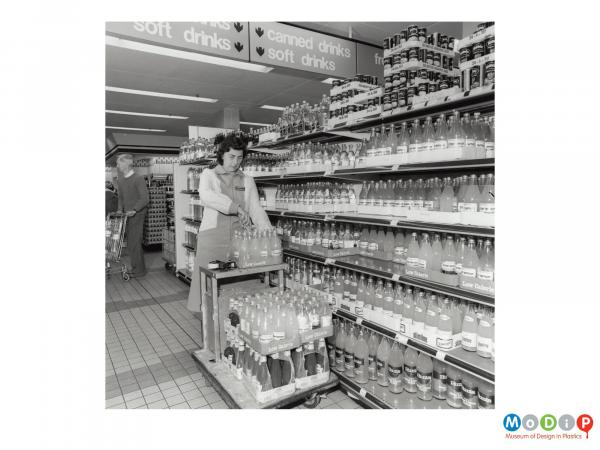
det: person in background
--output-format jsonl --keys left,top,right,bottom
{"left": 105, "top": 181, "right": 118, "bottom": 218}
{"left": 187, "top": 132, "right": 271, "bottom": 313}
{"left": 116, "top": 154, "right": 149, "bottom": 278}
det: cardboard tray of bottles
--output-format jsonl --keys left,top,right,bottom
{"left": 238, "top": 325, "right": 334, "bottom": 356}
{"left": 285, "top": 242, "right": 359, "bottom": 259}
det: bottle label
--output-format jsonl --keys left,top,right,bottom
{"left": 478, "top": 203, "right": 495, "bottom": 214}
{"left": 455, "top": 262, "right": 463, "bottom": 275}
{"left": 423, "top": 200, "right": 434, "bottom": 210}
{"left": 484, "top": 141, "right": 495, "bottom": 151}
{"left": 436, "top": 329, "right": 453, "bottom": 350}
{"left": 273, "top": 331, "right": 285, "bottom": 340}
{"left": 458, "top": 202, "right": 478, "bottom": 212}
{"left": 388, "top": 364, "right": 403, "bottom": 380}
{"left": 461, "top": 267, "right": 477, "bottom": 278}
{"left": 449, "top": 379, "right": 462, "bottom": 390}
{"left": 417, "top": 371, "right": 432, "bottom": 391}
{"left": 404, "top": 365, "right": 417, "bottom": 384}
{"left": 259, "top": 333, "right": 273, "bottom": 343}
{"left": 376, "top": 358, "right": 387, "bottom": 376}
{"left": 447, "top": 138, "right": 463, "bottom": 149}
{"left": 354, "top": 357, "right": 365, "bottom": 370}
{"left": 462, "top": 331, "right": 477, "bottom": 348}
{"left": 408, "top": 143, "right": 418, "bottom": 153}
{"left": 368, "top": 242, "right": 379, "bottom": 251}
{"left": 394, "top": 246, "right": 404, "bottom": 256}
{"left": 344, "top": 239, "right": 354, "bottom": 249}
{"left": 477, "top": 337, "right": 493, "bottom": 353}
{"left": 335, "top": 348, "right": 344, "bottom": 362}
{"left": 260, "top": 250, "right": 268, "bottom": 258}
{"left": 478, "top": 391, "right": 495, "bottom": 408}
{"left": 322, "top": 238, "right": 330, "bottom": 248}
{"left": 434, "top": 140, "right": 448, "bottom": 150}
{"left": 477, "top": 269, "right": 494, "bottom": 281}
{"left": 432, "top": 370, "right": 447, "bottom": 383}
{"left": 462, "top": 385, "right": 478, "bottom": 407}
{"left": 306, "top": 238, "right": 315, "bottom": 246}
{"left": 407, "top": 257, "right": 420, "bottom": 268}
{"left": 418, "top": 259, "right": 427, "bottom": 270}
{"left": 344, "top": 351, "right": 354, "bottom": 369}
{"left": 441, "top": 261, "right": 455, "bottom": 273}
{"left": 396, "top": 144, "right": 408, "bottom": 154}
{"left": 359, "top": 241, "right": 369, "bottom": 250}
{"left": 465, "top": 138, "right": 475, "bottom": 147}
{"left": 271, "top": 249, "right": 282, "bottom": 258}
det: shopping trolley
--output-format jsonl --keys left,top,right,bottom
{"left": 105, "top": 212, "right": 130, "bottom": 281}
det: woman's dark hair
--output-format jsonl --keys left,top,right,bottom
{"left": 214, "top": 131, "right": 249, "bottom": 165}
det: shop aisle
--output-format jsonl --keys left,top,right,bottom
{"left": 105, "top": 250, "right": 363, "bottom": 409}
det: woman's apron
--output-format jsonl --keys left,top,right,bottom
{"left": 186, "top": 171, "right": 246, "bottom": 312}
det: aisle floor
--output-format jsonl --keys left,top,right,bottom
{"left": 105, "top": 250, "right": 363, "bottom": 409}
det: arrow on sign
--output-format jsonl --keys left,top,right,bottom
{"left": 256, "top": 46, "right": 265, "bottom": 56}
{"left": 233, "top": 22, "right": 244, "bottom": 32}
{"left": 255, "top": 27, "right": 264, "bottom": 37}
{"left": 234, "top": 42, "right": 244, "bottom": 52}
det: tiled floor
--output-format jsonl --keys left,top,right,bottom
{"left": 106, "top": 250, "right": 364, "bottom": 410}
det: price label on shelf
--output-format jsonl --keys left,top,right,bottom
{"left": 391, "top": 274, "right": 400, "bottom": 281}
{"left": 395, "top": 334, "right": 408, "bottom": 345}
{"left": 390, "top": 218, "right": 400, "bottom": 226}
{"left": 325, "top": 258, "right": 336, "bottom": 265}
{"left": 356, "top": 317, "right": 363, "bottom": 325}
{"left": 391, "top": 164, "right": 399, "bottom": 171}
{"left": 324, "top": 214, "right": 334, "bottom": 221}
{"left": 359, "top": 388, "right": 367, "bottom": 397}
{"left": 435, "top": 350, "right": 447, "bottom": 361}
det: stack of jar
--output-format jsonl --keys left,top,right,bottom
{"left": 458, "top": 22, "right": 495, "bottom": 90}
{"left": 329, "top": 74, "right": 381, "bottom": 120}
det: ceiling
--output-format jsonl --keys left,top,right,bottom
{"left": 105, "top": 21, "right": 475, "bottom": 150}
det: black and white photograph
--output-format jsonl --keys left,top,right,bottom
{"left": 104, "top": 20, "right": 495, "bottom": 410}
{"left": 5, "top": 2, "right": 599, "bottom": 449}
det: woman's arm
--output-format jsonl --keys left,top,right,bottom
{"left": 199, "top": 170, "right": 239, "bottom": 215}
{"left": 245, "top": 176, "right": 271, "bottom": 229}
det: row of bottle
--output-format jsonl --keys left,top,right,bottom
{"left": 329, "top": 320, "right": 494, "bottom": 408}
{"left": 188, "top": 196, "right": 203, "bottom": 221}
{"left": 184, "top": 223, "right": 201, "bottom": 249}
{"left": 283, "top": 257, "right": 495, "bottom": 358}
{"left": 229, "top": 227, "right": 283, "bottom": 268}
{"left": 275, "top": 174, "right": 495, "bottom": 214}
{"left": 225, "top": 337, "right": 329, "bottom": 392}
{"left": 179, "top": 137, "right": 216, "bottom": 163}
{"left": 186, "top": 167, "right": 205, "bottom": 192}
{"left": 358, "top": 174, "right": 495, "bottom": 213}
{"left": 361, "top": 111, "right": 495, "bottom": 157}
{"left": 250, "top": 97, "right": 331, "bottom": 139}
{"left": 227, "top": 287, "right": 333, "bottom": 344}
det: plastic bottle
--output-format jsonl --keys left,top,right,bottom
{"left": 460, "top": 238, "right": 479, "bottom": 286}
{"left": 430, "top": 234, "right": 443, "bottom": 274}
{"left": 412, "top": 291, "right": 427, "bottom": 340}
{"left": 416, "top": 352, "right": 433, "bottom": 400}
{"left": 335, "top": 321, "right": 347, "bottom": 371}
{"left": 432, "top": 359, "right": 448, "bottom": 400}
{"left": 393, "top": 231, "right": 405, "bottom": 264}
{"left": 392, "top": 284, "right": 403, "bottom": 324}
{"left": 406, "top": 232, "right": 421, "bottom": 271}
{"left": 424, "top": 297, "right": 439, "bottom": 342}
{"left": 373, "top": 279, "right": 384, "bottom": 317}
{"left": 383, "top": 281, "right": 395, "bottom": 318}
{"left": 434, "top": 113, "right": 448, "bottom": 150}
{"left": 397, "top": 122, "right": 409, "bottom": 154}
{"left": 439, "top": 177, "right": 458, "bottom": 212}
{"left": 388, "top": 341, "right": 405, "bottom": 393}
{"left": 418, "top": 233, "right": 433, "bottom": 272}
{"left": 477, "top": 239, "right": 495, "bottom": 285}
{"left": 461, "top": 305, "right": 478, "bottom": 352}
{"left": 355, "top": 274, "right": 366, "bottom": 317}
{"left": 477, "top": 310, "right": 493, "bottom": 358}
{"left": 461, "top": 374, "right": 479, "bottom": 409}
{"left": 401, "top": 287, "right": 414, "bottom": 336}
{"left": 446, "top": 366, "right": 463, "bottom": 408}
{"left": 367, "top": 331, "right": 380, "bottom": 381}
{"left": 441, "top": 235, "right": 457, "bottom": 275}
{"left": 478, "top": 381, "right": 495, "bottom": 409}
{"left": 403, "top": 347, "right": 419, "bottom": 393}
{"left": 364, "top": 277, "right": 375, "bottom": 314}
{"left": 408, "top": 119, "right": 422, "bottom": 153}
{"left": 447, "top": 111, "right": 464, "bottom": 149}
{"left": 344, "top": 325, "right": 357, "bottom": 378}
{"left": 455, "top": 237, "right": 467, "bottom": 275}
{"left": 353, "top": 328, "right": 370, "bottom": 384}
{"left": 376, "top": 337, "right": 391, "bottom": 386}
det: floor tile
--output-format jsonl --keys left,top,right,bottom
{"left": 175, "top": 376, "right": 193, "bottom": 386}
{"left": 187, "top": 397, "right": 209, "bottom": 408}
{"left": 147, "top": 399, "right": 168, "bottom": 409}
{"left": 108, "top": 403, "right": 126, "bottom": 409}
{"left": 170, "top": 402, "right": 190, "bottom": 409}
{"left": 204, "top": 392, "right": 223, "bottom": 404}
{"left": 125, "top": 397, "right": 146, "bottom": 409}
{"left": 144, "top": 392, "right": 164, "bottom": 404}
{"left": 165, "top": 394, "right": 185, "bottom": 407}
{"left": 141, "top": 385, "right": 160, "bottom": 396}
{"left": 178, "top": 382, "right": 198, "bottom": 394}
{"left": 106, "top": 396, "right": 124, "bottom": 407}
{"left": 157, "top": 380, "right": 177, "bottom": 390}
{"left": 123, "top": 390, "right": 143, "bottom": 402}
{"left": 162, "top": 387, "right": 181, "bottom": 398}
{"left": 183, "top": 390, "right": 203, "bottom": 401}
{"left": 120, "top": 383, "right": 140, "bottom": 395}
{"left": 106, "top": 388, "right": 122, "bottom": 400}
{"left": 210, "top": 401, "right": 229, "bottom": 409}
{"left": 199, "top": 386, "right": 216, "bottom": 396}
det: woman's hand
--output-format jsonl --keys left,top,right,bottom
{"left": 237, "top": 206, "right": 252, "bottom": 228}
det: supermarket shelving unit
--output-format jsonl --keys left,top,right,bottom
{"left": 252, "top": 88, "right": 495, "bottom": 408}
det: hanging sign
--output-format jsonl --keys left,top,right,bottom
{"left": 356, "top": 43, "right": 384, "bottom": 79}
{"left": 106, "top": 21, "right": 250, "bottom": 61}
{"left": 249, "top": 22, "right": 357, "bottom": 78}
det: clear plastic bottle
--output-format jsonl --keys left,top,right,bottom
{"left": 406, "top": 232, "right": 421, "bottom": 271}
{"left": 383, "top": 281, "right": 395, "bottom": 318}
{"left": 446, "top": 366, "right": 463, "bottom": 408}
{"left": 403, "top": 347, "right": 419, "bottom": 393}
{"left": 461, "top": 374, "right": 479, "bottom": 409}
{"left": 353, "top": 328, "right": 370, "bottom": 384}
{"left": 432, "top": 359, "right": 448, "bottom": 400}
{"left": 447, "top": 111, "right": 464, "bottom": 149}
{"left": 367, "top": 330, "right": 380, "bottom": 381}
{"left": 434, "top": 113, "right": 448, "bottom": 150}
{"left": 401, "top": 287, "right": 414, "bottom": 336}
{"left": 461, "top": 305, "right": 478, "bottom": 352}
{"left": 416, "top": 352, "right": 433, "bottom": 400}
{"left": 458, "top": 174, "right": 481, "bottom": 213}
{"left": 476, "top": 310, "right": 493, "bottom": 358}
{"left": 418, "top": 233, "right": 433, "bottom": 272}
{"left": 460, "top": 238, "right": 480, "bottom": 286}
{"left": 393, "top": 230, "right": 406, "bottom": 264}
{"left": 422, "top": 116, "right": 436, "bottom": 152}
{"left": 373, "top": 279, "right": 384, "bottom": 317}
{"left": 376, "top": 337, "right": 391, "bottom": 387}
{"left": 441, "top": 235, "right": 457, "bottom": 275}
{"left": 388, "top": 341, "right": 405, "bottom": 393}
{"left": 397, "top": 122, "right": 409, "bottom": 154}
{"left": 335, "top": 321, "right": 347, "bottom": 371}
{"left": 478, "top": 173, "right": 495, "bottom": 214}
{"left": 356, "top": 274, "right": 366, "bottom": 317}
{"left": 344, "top": 325, "right": 357, "bottom": 378}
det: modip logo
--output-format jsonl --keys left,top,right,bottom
{"left": 503, "top": 413, "right": 593, "bottom": 440}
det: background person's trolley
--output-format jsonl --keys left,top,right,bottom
{"left": 105, "top": 212, "right": 130, "bottom": 281}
